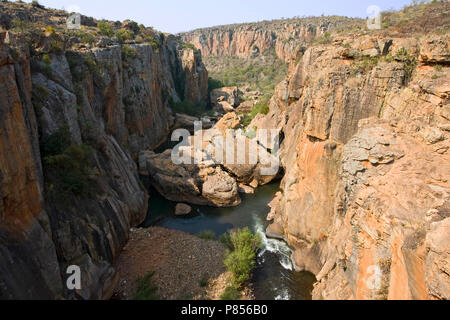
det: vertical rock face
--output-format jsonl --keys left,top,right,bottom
{"left": 0, "top": 28, "right": 208, "bottom": 299}
{"left": 255, "top": 35, "right": 450, "bottom": 299}
{"left": 0, "top": 35, "right": 63, "bottom": 299}
{"left": 180, "top": 17, "right": 362, "bottom": 62}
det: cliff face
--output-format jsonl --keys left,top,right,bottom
{"left": 255, "top": 35, "right": 450, "bottom": 300}
{"left": 0, "top": 34, "right": 63, "bottom": 299}
{"left": 0, "top": 25, "right": 208, "bottom": 299}
{"left": 180, "top": 17, "right": 362, "bottom": 62}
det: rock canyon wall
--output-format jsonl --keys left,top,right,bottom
{"left": 181, "top": 17, "right": 362, "bottom": 63}
{"left": 0, "top": 4, "right": 208, "bottom": 299}
{"left": 254, "top": 35, "right": 450, "bottom": 300}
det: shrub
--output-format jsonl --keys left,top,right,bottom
{"left": 393, "top": 47, "right": 417, "bottom": 82}
{"left": 133, "top": 272, "right": 159, "bottom": 300}
{"left": 148, "top": 38, "right": 160, "bottom": 50}
{"left": 45, "top": 25, "right": 55, "bottom": 35}
{"left": 40, "top": 53, "right": 52, "bottom": 76}
{"left": 208, "top": 77, "right": 224, "bottom": 93}
{"left": 121, "top": 45, "right": 137, "bottom": 60}
{"left": 69, "top": 30, "right": 95, "bottom": 45}
{"left": 239, "top": 95, "right": 271, "bottom": 127}
{"left": 223, "top": 227, "right": 261, "bottom": 287}
{"left": 182, "top": 42, "right": 197, "bottom": 51}
{"left": 220, "top": 285, "right": 241, "bottom": 300}
{"left": 116, "top": 28, "right": 134, "bottom": 43}
{"left": 198, "top": 231, "right": 216, "bottom": 241}
{"left": 220, "top": 233, "right": 233, "bottom": 250}
{"left": 41, "top": 127, "right": 96, "bottom": 197}
{"left": 97, "top": 21, "right": 114, "bottom": 37}
{"left": 351, "top": 56, "right": 380, "bottom": 75}
{"left": 41, "top": 126, "right": 72, "bottom": 156}
{"left": 199, "top": 275, "right": 209, "bottom": 288}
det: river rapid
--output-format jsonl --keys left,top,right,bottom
{"left": 141, "top": 182, "right": 316, "bottom": 300}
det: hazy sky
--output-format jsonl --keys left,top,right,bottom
{"left": 21, "top": 0, "right": 412, "bottom": 34}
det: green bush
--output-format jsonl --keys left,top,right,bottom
{"left": 121, "top": 45, "right": 137, "bottom": 60}
{"left": 220, "top": 285, "right": 241, "bottom": 300}
{"left": 133, "top": 272, "right": 159, "bottom": 300}
{"left": 182, "top": 42, "right": 197, "bottom": 52}
{"left": 198, "top": 231, "right": 216, "bottom": 241}
{"left": 41, "top": 127, "right": 96, "bottom": 197}
{"left": 68, "top": 30, "right": 95, "bottom": 45}
{"left": 208, "top": 77, "right": 224, "bottom": 93}
{"left": 220, "top": 233, "right": 234, "bottom": 250}
{"left": 199, "top": 275, "right": 209, "bottom": 288}
{"left": 239, "top": 95, "right": 271, "bottom": 127}
{"left": 41, "top": 53, "right": 52, "bottom": 76}
{"left": 97, "top": 21, "right": 114, "bottom": 37}
{"left": 223, "top": 227, "right": 261, "bottom": 287}
{"left": 393, "top": 47, "right": 417, "bottom": 82}
{"left": 116, "top": 28, "right": 134, "bottom": 43}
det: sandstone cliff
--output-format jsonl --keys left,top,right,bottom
{"left": 181, "top": 17, "right": 362, "bottom": 63}
{"left": 0, "top": 1, "right": 208, "bottom": 299}
{"left": 255, "top": 34, "right": 450, "bottom": 300}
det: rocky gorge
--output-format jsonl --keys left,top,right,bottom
{"left": 0, "top": 0, "right": 449, "bottom": 301}
{"left": 0, "top": 1, "right": 208, "bottom": 299}
{"left": 180, "top": 1, "right": 450, "bottom": 300}
{"left": 250, "top": 34, "right": 450, "bottom": 300}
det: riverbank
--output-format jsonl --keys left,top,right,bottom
{"left": 113, "top": 227, "right": 253, "bottom": 300}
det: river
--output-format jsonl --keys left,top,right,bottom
{"left": 141, "top": 181, "right": 316, "bottom": 300}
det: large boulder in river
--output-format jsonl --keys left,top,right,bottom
{"left": 140, "top": 150, "right": 241, "bottom": 207}
{"left": 202, "top": 169, "right": 241, "bottom": 207}
{"left": 175, "top": 203, "right": 193, "bottom": 216}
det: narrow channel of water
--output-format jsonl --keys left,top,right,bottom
{"left": 141, "top": 180, "right": 316, "bottom": 300}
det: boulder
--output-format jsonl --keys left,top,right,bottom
{"left": 420, "top": 37, "right": 450, "bottom": 64}
{"left": 238, "top": 184, "right": 254, "bottom": 194}
{"left": 175, "top": 203, "right": 193, "bottom": 216}
{"left": 210, "top": 87, "right": 241, "bottom": 113}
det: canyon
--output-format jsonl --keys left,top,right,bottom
{"left": 0, "top": 1, "right": 207, "bottom": 299}
{"left": 0, "top": 0, "right": 449, "bottom": 301}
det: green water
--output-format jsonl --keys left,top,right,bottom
{"left": 141, "top": 180, "right": 316, "bottom": 300}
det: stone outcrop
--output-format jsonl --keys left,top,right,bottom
{"left": 140, "top": 150, "right": 241, "bottom": 207}
{"left": 0, "top": 4, "right": 209, "bottom": 299}
{"left": 180, "top": 17, "right": 362, "bottom": 62}
{"left": 255, "top": 34, "right": 450, "bottom": 300}
{"left": 210, "top": 87, "right": 241, "bottom": 113}
{"left": 139, "top": 113, "right": 281, "bottom": 207}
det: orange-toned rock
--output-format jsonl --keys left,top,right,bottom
{"left": 258, "top": 35, "right": 450, "bottom": 300}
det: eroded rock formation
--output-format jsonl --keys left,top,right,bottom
{"left": 140, "top": 112, "right": 281, "bottom": 207}
{"left": 0, "top": 17, "right": 208, "bottom": 299}
{"left": 255, "top": 35, "right": 450, "bottom": 300}
{"left": 180, "top": 17, "right": 362, "bottom": 62}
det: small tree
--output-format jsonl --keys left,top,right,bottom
{"left": 97, "top": 21, "right": 114, "bottom": 37}
{"left": 223, "top": 228, "right": 261, "bottom": 287}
